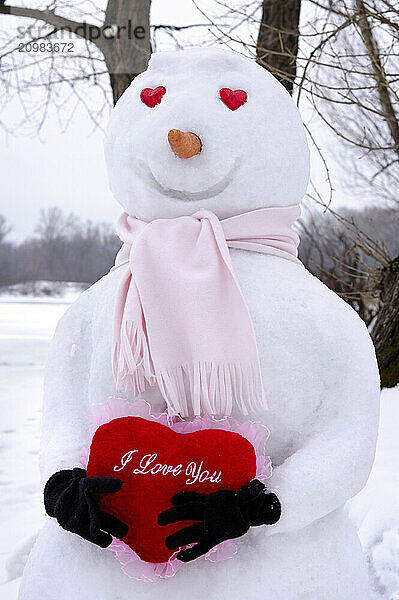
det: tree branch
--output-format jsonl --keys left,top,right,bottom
{"left": 0, "top": 3, "right": 101, "bottom": 47}
{"left": 355, "top": 0, "right": 399, "bottom": 156}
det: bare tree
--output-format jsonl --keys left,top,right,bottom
{"left": 298, "top": 0, "right": 399, "bottom": 386}
{"left": 0, "top": 214, "right": 12, "bottom": 243}
{"left": 0, "top": 209, "right": 121, "bottom": 286}
{"left": 299, "top": 196, "right": 399, "bottom": 386}
{"left": 0, "top": 215, "right": 13, "bottom": 285}
{"left": 0, "top": 0, "right": 152, "bottom": 135}
{"left": 256, "top": 0, "right": 301, "bottom": 93}
{"left": 34, "top": 206, "right": 76, "bottom": 279}
{"left": 2, "top": 1, "right": 399, "bottom": 382}
{"left": 372, "top": 256, "right": 399, "bottom": 388}
{"left": 101, "top": 1, "right": 151, "bottom": 103}
{"left": 35, "top": 206, "right": 75, "bottom": 240}
{"left": 298, "top": 202, "right": 390, "bottom": 322}
{"left": 301, "top": 0, "right": 399, "bottom": 203}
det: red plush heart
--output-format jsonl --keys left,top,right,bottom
{"left": 87, "top": 417, "right": 256, "bottom": 563}
{"left": 219, "top": 88, "right": 247, "bottom": 111}
{"left": 140, "top": 86, "right": 166, "bottom": 107}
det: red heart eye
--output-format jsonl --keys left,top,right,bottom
{"left": 140, "top": 86, "right": 166, "bottom": 108}
{"left": 219, "top": 88, "right": 247, "bottom": 111}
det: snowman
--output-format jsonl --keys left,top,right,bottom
{"left": 19, "top": 47, "right": 380, "bottom": 600}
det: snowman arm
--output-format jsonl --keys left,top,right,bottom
{"left": 39, "top": 293, "right": 93, "bottom": 484}
{"left": 266, "top": 414, "right": 377, "bottom": 535}
{"left": 265, "top": 332, "right": 380, "bottom": 535}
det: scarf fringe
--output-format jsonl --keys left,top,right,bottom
{"left": 113, "top": 320, "right": 156, "bottom": 394}
{"left": 114, "top": 319, "right": 266, "bottom": 417}
{"left": 156, "top": 361, "right": 266, "bottom": 417}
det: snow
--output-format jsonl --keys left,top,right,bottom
{"left": 0, "top": 294, "right": 77, "bottom": 599}
{"left": 0, "top": 295, "right": 397, "bottom": 599}
{"left": 104, "top": 47, "right": 310, "bottom": 222}
{"left": 14, "top": 48, "right": 381, "bottom": 599}
{"left": 11, "top": 258, "right": 380, "bottom": 599}
{"left": 1, "top": 47, "right": 392, "bottom": 599}
{"left": 348, "top": 385, "right": 399, "bottom": 600}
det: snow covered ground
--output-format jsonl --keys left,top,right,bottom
{"left": 0, "top": 292, "right": 80, "bottom": 599}
{"left": 348, "top": 386, "right": 399, "bottom": 600}
{"left": 0, "top": 293, "right": 398, "bottom": 599}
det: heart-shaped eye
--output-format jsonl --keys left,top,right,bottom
{"left": 140, "top": 86, "right": 166, "bottom": 108}
{"left": 219, "top": 88, "right": 247, "bottom": 111}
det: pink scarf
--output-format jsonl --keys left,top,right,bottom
{"left": 112, "top": 206, "right": 301, "bottom": 417}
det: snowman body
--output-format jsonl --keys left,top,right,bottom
{"left": 19, "top": 48, "right": 379, "bottom": 599}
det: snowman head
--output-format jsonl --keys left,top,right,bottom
{"left": 105, "top": 47, "right": 309, "bottom": 220}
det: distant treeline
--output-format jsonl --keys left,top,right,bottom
{"left": 297, "top": 204, "right": 399, "bottom": 326}
{"left": 1, "top": 204, "right": 398, "bottom": 315}
{"left": 0, "top": 208, "right": 121, "bottom": 287}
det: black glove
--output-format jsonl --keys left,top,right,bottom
{"left": 157, "top": 479, "right": 281, "bottom": 562}
{"left": 44, "top": 467, "right": 129, "bottom": 548}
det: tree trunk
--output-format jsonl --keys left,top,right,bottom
{"left": 109, "top": 72, "right": 137, "bottom": 104}
{"left": 0, "top": 0, "right": 152, "bottom": 105}
{"left": 356, "top": 0, "right": 399, "bottom": 387}
{"left": 256, "top": 0, "right": 301, "bottom": 95}
{"left": 99, "top": 0, "right": 152, "bottom": 104}
{"left": 356, "top": 0, "right": 399, "bottom": 152}
{"left": 372, "top": 256, "right": 399, "bottom": 388}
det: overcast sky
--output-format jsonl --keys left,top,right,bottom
{"left": 0, "top": 1, "right": 347, "bottom": 242}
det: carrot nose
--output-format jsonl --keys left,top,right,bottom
{"left": 168, "top": 129, "right": 202, "bottom": 159}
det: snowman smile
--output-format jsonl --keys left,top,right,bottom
{"left": 136, "top": 156, "right": 241, "bottom": 202}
